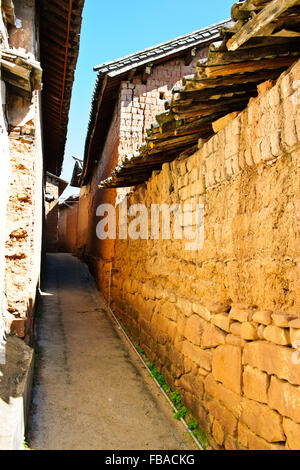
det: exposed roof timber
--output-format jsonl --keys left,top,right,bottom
{"left": 99, "top": 0, "right": 300, "bottom": 189}
{"left": 0, "top": 50, "right": 43, "bottom": 93}
{"left": 70, "top": 160, "right": 83, "bottom": 187}
{"left": 184, "top": 47, "right": 197, "bottom": 65}
{"left": 141, "top": 64, "right": 152, "bottom": 84}
{"left": 82, "top": 20, "right": 232, "bottom": 184}
{"left": 228, "top": 0, "right": 300, "bottom": 50}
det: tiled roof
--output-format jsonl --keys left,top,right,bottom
{"left": 94, "top": 20, "right": 232, "bottom": 76}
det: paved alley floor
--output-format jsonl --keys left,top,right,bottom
{"left": 29, "top": 253, "right": 196, "bottom": 450}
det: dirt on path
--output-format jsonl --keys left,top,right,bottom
{"left": 29, "top": 253, "right": 197, "bottom": 451}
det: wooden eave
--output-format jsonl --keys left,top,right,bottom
{"left": 39, "top": 0, "right": 84, "bottom": 177}
{"left": 99, "top": 0, "right": 300, "bottom": 189}
{"left": 81, "top": 21, "right": 232, "bottom": 184}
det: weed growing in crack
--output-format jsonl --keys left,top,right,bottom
{"left": 22, "top": 438, "right": 31, "bottom": 450}
{"left": 134, "top": 343, "right": 208, "bottom": 448}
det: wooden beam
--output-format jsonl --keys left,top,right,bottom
{"left": 2, "top": 0, "right": 15, "bottom": 25}
{"left": 173, "top": 93, "right": 252, "bottom": 115}
{"left": 199, "top": 56, "right": 298, "bottom": 78}
{"left": 207, "top": 40, "right": 300, "bottom": 66}
{"left": 182, "top": 68, "right": 287, "bottom": 91}
{"left": 184, "top": 47, "right": 197, "bottom": 66}
{"left": 227, "top": 0, "right": 300, "bottom": 51}
{"left": 174, "top": 82, "right": 260, "bottom": 101}
{"left": 147, "top": 123, "right": 212, "bottom": 143}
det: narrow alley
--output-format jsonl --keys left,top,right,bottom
{"left": 29, "top": 254, "right": 195, "bottom": 451}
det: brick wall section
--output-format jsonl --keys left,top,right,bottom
{"left": 107, "top": 60, "right": 300, "bottom": 450}
{"left": 76, "top": 48, "right": 209, "bottom": 292}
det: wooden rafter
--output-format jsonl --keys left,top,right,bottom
{"left": 98, "top": 0, "right": 300, "bottom": 189}
{"left": 227, "top": 0, "right": 300, "bottom": 51}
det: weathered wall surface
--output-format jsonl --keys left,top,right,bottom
{"left": 0, "top": 0, "right": 43, "bottom": 450}
{"left": 0, "top": 0, "right": 13, "bottom": 343}
{"left": 5, "top": 92, "right": 43, "bottom": 340}
{"left": 45, "top": 177, "right": 59, "bottom": 252}
{"left": 107, "top": 60, "right": 300, "bottom": 450}
{"left": 1, "top": 0, "right": 44, "bottom": 340}
{"left": 74, "top": 49, "right": 209, "bottom": 294}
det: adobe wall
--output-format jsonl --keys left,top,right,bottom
{"left": 0, "top": 82, "right": 11, "bottom": 341}
{"left": 0, "top": 0, "right": 13, "bottom": 344}
{"left": 109, "top": 60, "right": 300, "bottom": 450}
{"left": 76, "top": 48, "right": 209, "bottom": 293}
{"left": 5, "top": 93, "right": 43, "bottom": 341}
{"left": 2, "top": 0, "right": 44, "bottom": 341}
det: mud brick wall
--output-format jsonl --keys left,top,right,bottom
{"left": 109, "top": 60, "right": 300, "bottom": 450}
{"left": 75, "top": 49, "right": 209, "bottom": 293}
{"left": 5, "top": 91, "right": 43, "bottom": 341}
{"left": 0, "top": 0, "right": 11, "bottom": 341}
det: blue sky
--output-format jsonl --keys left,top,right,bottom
{"left": 60, "top": 0, "right": 234, "bottom": 199}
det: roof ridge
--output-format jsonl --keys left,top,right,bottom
{"left": 94, "top": 19, "right": 232, "bottom": 72}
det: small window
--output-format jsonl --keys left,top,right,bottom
{"left": 159, "top": 92, "right": 166, "bottom": 100}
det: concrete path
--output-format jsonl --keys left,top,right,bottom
{"left": 29, "top": 253, "right": 195, "bottom": 450}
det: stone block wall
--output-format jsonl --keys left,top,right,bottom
{"left": 107, "top": 60, "right": 300, "bottom": 450}
{"left": 0, "top": 2, "right": 13, "bottom": 343}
